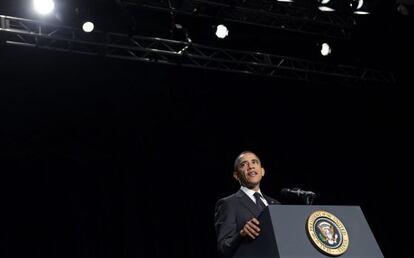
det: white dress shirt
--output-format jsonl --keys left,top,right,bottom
{"left": 240, "top": 186, "right": 269, "bottom": 206}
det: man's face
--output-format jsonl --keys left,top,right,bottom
{"left": 233, "top": 152, "right": 265, "bottom": 189}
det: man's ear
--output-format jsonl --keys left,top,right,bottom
{"left": 261, "top": 168, "right": 265, "bottom": 177}
{"left": 233, "top": 171, "right": 239, "bottom": 180}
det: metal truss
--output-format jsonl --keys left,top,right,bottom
{"left": 0, "top": 15, "right": 394, "bottom": 84}
{"left": 121, "top": 0, "right": 354, "bottom": 39}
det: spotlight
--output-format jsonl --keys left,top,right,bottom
{"left": 82, "top": 21, "right": 94, "bottom": 33}
{"left": 319, "top": 0, "right": 351, "bottom": 12}
{"left": 33, "top": 0, "right": 55, "bottom": 15}
{"left": 215, "top": 24, "right": 229, "bottom": 39}
{"left": 397, "top": 4, "right": 410, "bottom": 16}
{"left": 350, "top": 0, "right": 370, "bottom": 15}
{"left": 318, "top": 0, "right": 335, "bottom": 11}
{"left": 320, "top": 43, "right": 332, "bottom": 56}
{"left": 318, "top": 6, "right": 335, "bottom": 12}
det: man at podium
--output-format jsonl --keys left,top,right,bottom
{"left": 214, "top": 151, "right": 280, "bottom": 257}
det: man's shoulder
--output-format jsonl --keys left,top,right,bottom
{"left": 214, "top": 191, "right": 243, "bottom": 214}
{"left": 263, "top": 194, "right": 281, "bottom": 205}
{"left": 216, "top": 190, "right": 243, "bottom": 204}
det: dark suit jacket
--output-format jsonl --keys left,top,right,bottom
{"left": 214, "top": 189, "right": 280, "bottom": 258}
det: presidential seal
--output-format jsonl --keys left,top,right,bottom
{"left": 306, "top": 210, "right": 349, "bottom": 256}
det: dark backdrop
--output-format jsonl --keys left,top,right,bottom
{"left": 1, "top": 4, "right": 414, "bottom": 256}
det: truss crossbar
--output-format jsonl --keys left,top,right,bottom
{"left": 122, "top": 0, "right": 354, "bottom": 39}
{"left": 0, "top": 15, "right": 394, "bottom": 84}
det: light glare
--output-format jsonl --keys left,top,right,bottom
{"left": 83, "top": 22, "right": 95, "bottom": 33}
{"left": 318, "top": 6, "right": 335, "bottom": 12}
{"left": 354, "top": 11, "right": 370, "bottom": 15}
{"left": 33, "top": 0, "right": 55, "bottom": 15}
{"left": 321, "top": 43, "right": 332, "bottom": 56}
{"left": 216, "top": 24, "right": 229, "bottom": 39}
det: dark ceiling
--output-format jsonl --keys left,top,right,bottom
{"left": 1, "top": 0, "right": 412, "bottom": 73}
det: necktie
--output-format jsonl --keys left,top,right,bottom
{"left": 253, "top": 192, "right": 266, "bottom": 212}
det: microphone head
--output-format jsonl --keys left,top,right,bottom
{"left": 280, "top": 188, "right": 314, "bottom": 196}
{"left": 280, "top": 188, "right": 290, "bottom": 196}
{"left": 280, "top": 188, "right": 299, "bottom": 196}
{"left": 280, "top": 187, "right": 317, "bottom": 205}
{"left": 307, "top": 191, "right": 316, "bottom": 196}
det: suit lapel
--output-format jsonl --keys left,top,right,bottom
{"left": 236, "top": 189, "right": 262, "bottom": 216}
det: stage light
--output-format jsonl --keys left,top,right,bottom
{"left": 350, "top": 0, "right": 370, "bottom": 15}
{"left": 82, "top": 21, "right": 94, "bottom": 33}
{"left": 277, "top": 0, "right": 294, "bottom": 2}
{"left": 397, "top": 3, "right": 410, "bottom": 16}
{"left": 318, "top": 0, "right": 336, "bottom": 12}
{"left": 318, "top": 6, "right": 335, "bottom": 11}
{"left": 33, "top": 0, "right": 55, "bottom": 15}
{"left": 320, "top": 43, "right": 332, "bottom": 56}
{"left": 215, "top": 24, "right": 229, "bottom": 39}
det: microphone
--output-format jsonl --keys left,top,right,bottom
{"left": 281, "top": 188, "right": 316, "bottom": 198}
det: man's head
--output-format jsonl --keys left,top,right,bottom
{"left": 233, "top": 151, "right": 265, "bottom": 191}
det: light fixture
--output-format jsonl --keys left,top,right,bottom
{"left": 396, "top": 3, "right": 410, "bottom": 16}
{"left": 317, "top": 0, "right": 350, "bottom": 12}
{"left": 350, "top": 0, "right": 370, "bottom": 15}
{"left": 82, "top": 21, "right": 94, "bottom": 33}
{"left": 320, "top": 43, "right": 332, "bottom": 56}
{"left": 33, "top": 0, "right": 55, "bottom": 15}
{"left": 318, "top": 0, "right": 336, "bottom": 12}
{"left": 215, "top": 24, "right": 229, "bottom": 39}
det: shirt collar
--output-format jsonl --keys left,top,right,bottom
{"left": 240, "top": 186, "right": 263, "bottom": 199}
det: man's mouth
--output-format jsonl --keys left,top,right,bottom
{"left": 247, "top": 171, "right": 257, "bottom": 176}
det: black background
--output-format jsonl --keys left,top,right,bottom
{"left": 1, "top": 1, "right": 414, "bottom": 258}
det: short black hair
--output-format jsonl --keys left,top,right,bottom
{"left": 233, "top": 151, "right": 261, "bottom": 171}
